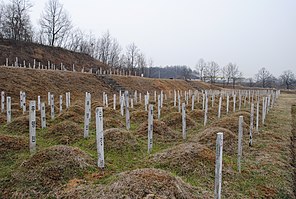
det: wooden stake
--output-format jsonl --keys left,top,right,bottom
{"left": 124, "top": 91, "right": 130, "bottom": 130}
{"left": 218, "top": 96, "right": 222, "bottom": 118}
{"left": 238, "top": 116, "right": 243, "bottom": 173}
{"left": 6, "top": 97, "right": 11, "bottom": 124}
{"left": 1, "top": 91, "right": 4, "bottom": 113}
{"left": 95, "top": 107, "right": 104, "bottom": 168}
{"left": 214, "top": 132, "right": 223, "bottom": 199}
{"left": 249, "top": 103, "right": 254, "bottom": 146}
{"left": 84, "top": 92, "right": 90, "bottom": 138}
{"left": 41, "top": 102, "right": 46, "bottom": 129}
{"left": 148, "top": 104, "right": 153, "bottom": 153}
{"left": 182, "top": 103, "right": 186, "bottom": 140}
{"left": 50, "top": 94, "right": 54, "bottom": 120}
{"left": 29, "top": 101, "right": 36, "bottom": 153}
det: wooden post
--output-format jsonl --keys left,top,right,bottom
{"left": 249, "top": 103, "right": 254, "bottom": 146}
{"left": 120, "top": 95, "right": 124, "bottom": 116}
{"left": 174, "top": 90, "right": 176, "bottom": 107}
{"left": 182, "top": 103, "right": 186, "bottom": 140}
{"left": 131, "top": 98, "right": 134, "bottom": 109}
{"left": 148, "top": 104, "right": 153, "bottom": 153}
{"left": 139, "top": 93, "right": 142, "bottom": 103}
{"left": 124, "top": 91, "right": 130, "bottom": 130}
{"left": 202, "top": 93, "right": 205, "bottom": 110}
{"left": 41, "top": 102, "right": 46, "bottom": 129}
{"left": 20, "top": 91, "right": 23, "bottom": 108}
{"left": 1, "top": 91, "right": 4, "bottom": 113}
{"left": 218, "top": 96, "right": 222, "bottom": 118}
{"left": 157, "top": 95, "right": 161, "bottom": 120}
{"left": 226, "top": 95, "right": 229, "bottom": 114}
{"left": 66, "top": 92, "right": 69, "bottom": 109}
{"left": 22, "top": 92, "right": 26, "bottom": 114}
{"left": 6, "top": 97, "right": 11, "bottom": 124}
{"left": 84, "top": 92, "right": 90, "bottom": 138}
{"left": 214, "top": 132, "right": 223, "bottom": 199}
{"left": 233, "top": 94, "right": 236, "bottom": 112}
{"left": 105, "top": 94, "right": 108, "bottom": 108}
{"left": 238, "top": 94, "right": 242, "bottom": 111}
{"left": 160, "top": 90, "right": 164, "bottom": 108}
{"left": 50, "top": 94, "right": 54, "bottom": 120}
{"left": 262, "top": 97, "right": 265, "bottom": 125}
{"left": 95, "top": 107, "right": 104, "bottom": 168}
{"left": 238, "top": 116, "right": 243, "bottom": 173}
{"left": 134, "top": 90, "right": 137, "bottom": 104}
{"left": 59, "top": 95, "right": 63, "bottom": 113}
{"left": 204, "top": 92, "right": 208, "bottom": 126}
{"left": 113, "top": 94, "right": 116, "bottom": 110}
{"left": 145, "top": 95, "right": 148, "bottom": 111}
{"left": 48, "top": 92, "right": 51, "bottom": 106}
{"left": 37, "top": 96, "right": 41, "bottom": 111}
{"left": 191, "top": 94, "right": 195, "bottom": 111}
{"left": 68, "top": 92, "right": 71, "bottom": 108}
{"left": 29, "top": 101, "right": 36, "bottom": 153}
{"left": 178, "top": 93, "right": 181, "bottom": 112}
{"left": 102, "top": 92, "right": 105, "bottom": 107}
{"left": 15, "top": 57, "right": 18, "bottom": 67}
{"left": 256, "top": 100, "right": 259, "bottom": 132}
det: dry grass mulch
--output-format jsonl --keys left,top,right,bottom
{"left": 9, "top": 145, "right": 96, "bottom": 197}
{"left": 46, "top": 120, "right": 83, "bottom": 145}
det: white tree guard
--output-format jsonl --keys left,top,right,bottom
{"left": 95, "top": 107, "right": 104, "bottom": 168}
{"left": 41, "top": 102, "right": 46, "bottom": 129}
{"left": 238, "top": 116, "right": 243, "bottom": 173}
{"left": 214, "top": 132, "right": 223, "bottom": 199}
{"left": 84, "top": 92, "right": 91, "bottom": 138}
{"left": 148, "top": 104, "right": 153, "bottom": 153}
{"left": 182, "top": 103, "right": 186, "bottom": 140}
{"left": 125, "top": 91, "right": 130, "bottom": 130}
{"left": 1, "top": 91, "right": 4, "bottom": 113}
{"left": 50, "top": 94, "right": 54, "bottom": 120}
{"left": 249, "top": 103, "right": 254, "bottom": 146}
{"left": 6, "top": 97, "right": 11, "bottom": 124}
{"left": 29, "top": 101, "right": 36, "bottom": 153}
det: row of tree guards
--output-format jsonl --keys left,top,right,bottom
{"left": 0, "top": 88, "right": 280, "bottom": 199}
{"left": 3, "top": 57, "right": 147, "bottom": 77}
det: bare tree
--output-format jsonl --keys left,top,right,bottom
{"left": 136, "top": 53, "right": 146, "bottom": 75}
{"left": 0, "top": 0, "right": 33, "bottom": 41}
{"left": 108, "top": 38, "right": 122, "bottom": 68}
{"left": 280, "top": 70, "right": 295, "bottom": 89}
{"left": 230, "top": 63, "right": 242, "bottom": 88}
{"left": 146, "top": 58, "right": 153, "bottom": 77}
{"left": 222, "top": 62, "right": 242, "bottom": 87}
{"left": 126, "top": 43, "right": 139, "bottom": 71}
{"left": 0, "top": 1, "right": 5, "bottom": 38}
{"left": 247, "top": 78, "right": 255, "bottom": 87}
{"left": 195, "top": 58, "right": 206, "bottom": 81}
{"left": 98, "top": 31, "right": 111, "bottom": 64}
{"left": 255, "top": 67, "right": 273, "bottom": 88}
{"left": 118, "top": 54, "right": 127, "bottom": 69}
{"left": 39, "top": 0, "right": 72, "bottom": 46}
{"left": 222, "top": 64, "right": 232, "bottom": 85}
{"left": 205, "top": 61, "right": 220, "bottom": 84}
{"left": 182, "top": 66, "right": 192, "bottom": 80}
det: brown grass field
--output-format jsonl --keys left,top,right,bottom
{"left": 0, "top": 66, "right": 295, "bottom": 198}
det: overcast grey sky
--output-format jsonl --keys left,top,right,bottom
{"left": 28, "top": 0, "right": 296, "bottom": 78}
